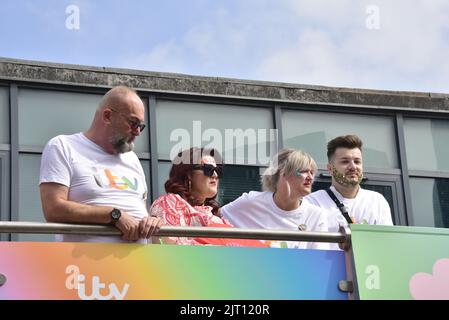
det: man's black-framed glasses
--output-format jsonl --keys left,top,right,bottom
{"left": 110, "top": 108, "right": 146, "bottom": 132}
{"left": 193, "top": 164, "right": 223, "bottom": 178}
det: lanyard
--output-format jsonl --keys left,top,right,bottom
{"left": 325, "top": 188, "right": 353, "bottom": 224}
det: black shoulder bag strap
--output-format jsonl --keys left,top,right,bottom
{"left": 325, "top": 188, "right": 353, "bottom": 224}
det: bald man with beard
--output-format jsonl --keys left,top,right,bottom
{"left": 303, "top": 134, "right": 393, "bottom": 250}
{"left": 40, "top": 86, "right": 163, "bottom": 243}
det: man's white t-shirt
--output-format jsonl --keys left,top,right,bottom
{"left": 39, "top": 133, "right": 148, "bottom": 243}
{"left": 304, "top": 186, "right": 393, "bottom": 249}
{"left": 221, "top": 191, "right": 329, "bottom": 250}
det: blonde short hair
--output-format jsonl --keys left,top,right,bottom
{"left": 261, "top": 148, "right": 317, "bottom": 192}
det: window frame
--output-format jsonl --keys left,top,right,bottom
{"left": 0, "top": 151, "right": 10, "bottom": 241}
{"left": 2, "top": 79, "right": 449, "bottom": 238}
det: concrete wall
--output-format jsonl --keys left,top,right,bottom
{"left": 1, "top": 57, "right": 448, "bottom": 112}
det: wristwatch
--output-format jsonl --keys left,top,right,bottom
{"left": 110, "top": 208, "right": 122, "bottom": 224}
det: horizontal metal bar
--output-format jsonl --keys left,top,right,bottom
{"left": 0, "top": 221, "right": 346, "bottom": 243}
{"left": 408, "top": 170, "right": 449, "bottom": 179}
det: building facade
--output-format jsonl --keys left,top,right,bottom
{"left": 1, "top": 57, "right": 448, "bottom": 241}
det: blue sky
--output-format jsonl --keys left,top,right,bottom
{"left": 1, "top": 0, "right": 449, "bottom": 93}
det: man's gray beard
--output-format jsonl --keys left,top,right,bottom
{"left": 111, "top": 134, "right": 134, "bottom": 154}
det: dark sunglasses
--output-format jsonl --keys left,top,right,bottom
{"left": 193, "top": 164, "right": 223, "bottom": 178}
{"left": 110, "top": 108, "right": 146, "bottom": 132}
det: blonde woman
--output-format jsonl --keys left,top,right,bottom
{"left": 220, "top": 148, "right": 328, "bottom": 250}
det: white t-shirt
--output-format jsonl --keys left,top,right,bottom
{"left": 39, "top": 133, "right": 148, "bottom": 243}
{"left": 221, "top": 191, "right": 329, "bottom": 250}
{"left": 304, "top": 186, "right": 393, "bottom": 249}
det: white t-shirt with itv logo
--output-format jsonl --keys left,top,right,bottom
{"left": 39, "top": 132, "right": 148, "bottom": 243}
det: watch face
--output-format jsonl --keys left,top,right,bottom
{"left": 111, "top": 209, "right": 121, "bottom": 221}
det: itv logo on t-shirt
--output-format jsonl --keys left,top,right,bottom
{"left": 94, "top": 168, "right": 139, "bottom": 191}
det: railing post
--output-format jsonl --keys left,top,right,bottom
{"left": 339, "top": 225, "right": 358, "bottom": 300}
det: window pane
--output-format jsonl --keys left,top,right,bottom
{"left": 410, "top": 178, "right": 449, "bottom": 228}
{"left": 219, "top": 165, "right": 262, "bottom": 206}
{"left": 156, "top": 100, "right": 276, "bottom": 166}
{"left": 18, "top": 154, "right": 53, "bottom": 241}
{"left": 0, "top": 87, "right": 9, "bottom": 144}
{"left": 18, "top": 89, "right": 149, "bottom": 152}
{"left": 140, "top": 159, "right": 151, "bottom": 206}
{"left": 0, "top": 152, "right": 10, "bottom": 241}
{"left": 282, "top": 110, "right": 398, "bottom": 169}
{"left": 157, "top": 161, "right": 171, "bottom": 197}
{"left": 404, "top": 118, "right": 449, "bottom": 172}
{"left": 135, "top": 98, "right": 149, "bottom": 153}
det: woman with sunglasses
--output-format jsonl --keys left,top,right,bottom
{"left": 220, "top": 148, "right": 329, "bottom": 250}
{"left": 149, "top": 147, "right": 245, "bottom": 245}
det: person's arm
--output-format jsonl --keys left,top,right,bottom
{"left": 40, "top": 182, "right": 141, "bottom": 241}
{"left": 148, "top": 194, "right": 201, "bottom": 245}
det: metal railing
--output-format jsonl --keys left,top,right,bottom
{"left": 0, "top": 221, "right": 348, "bottom": 245}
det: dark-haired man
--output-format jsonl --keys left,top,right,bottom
{"left": 304, "top": 134, "right": 393, "bottom": 249}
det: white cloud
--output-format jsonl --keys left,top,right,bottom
{"left": 253, "top": 1, "right": 449, "bottom": 92}
{"left": 122, "top": 1, "right": 285, "bottom": 78}
{"left": 254, "top": 29, "right": 354, "bottom": 87}
{"left": 126, "top": 41, "right": 188, "bottom": 74}
{"left": 123, "top": 0, "right": 449, "bottom": 93}
{"left": 285, "top": 0, "right": 361, "bottom": 29}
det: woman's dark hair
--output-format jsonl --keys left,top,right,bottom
{"left": 165, "top": 147, "right": 223, "bottom": 215}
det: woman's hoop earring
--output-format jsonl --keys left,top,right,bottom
{"left": 188, "top": 180, "right": 191, "bottom": 192}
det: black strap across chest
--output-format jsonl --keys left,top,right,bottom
{"left": 325, "top": 188, "right": 353, "bottom": 224}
